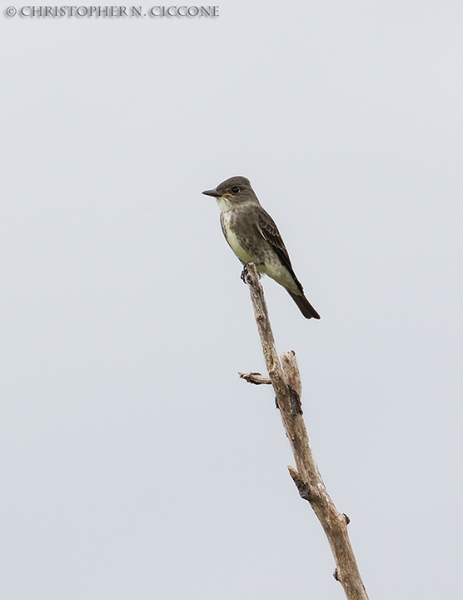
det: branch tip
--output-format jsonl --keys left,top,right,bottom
{"left": 238, "top": 372, "right": 272, "bottom": 385}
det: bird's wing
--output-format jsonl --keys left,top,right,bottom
{"left": 257, "top": 208, "right": 304, "bottom": 293}
{"left": 257, "top": 209, "right": 288, "bottom": 256}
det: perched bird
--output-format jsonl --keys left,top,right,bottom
{"left": 203, "top": 176, "right": 320, "bottom": 320}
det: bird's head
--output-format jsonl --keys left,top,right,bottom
{"left": 202, "top": 176, "right": 259, "bottom": 211}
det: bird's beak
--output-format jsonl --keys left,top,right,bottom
{"left": 202, "top": 188, "right": 221, "bottom": 198}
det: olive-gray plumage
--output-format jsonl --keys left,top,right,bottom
{"left": 202, "top": 176, "right": 320, "bottom": 319}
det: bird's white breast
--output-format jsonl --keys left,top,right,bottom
{"left": 220, "top": 208, "right": 254, "bottom": 263}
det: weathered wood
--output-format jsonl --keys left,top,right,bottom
{"left": 238, "top": 372, "right": 272, "bottom": 385}
{"left": 240, "top": 262, "right": 369, "bottom": 600}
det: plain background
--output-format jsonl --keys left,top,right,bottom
{"left": 1, "top": 1, "right": 462, "bottom": 598}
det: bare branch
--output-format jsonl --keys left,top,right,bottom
{"left": 240, "top": 262, "right": 369, "bottom": 600}
{"left": 238, "top": 372, "right": 272, "bottom": 385}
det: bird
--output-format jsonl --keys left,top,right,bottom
{"left": 202, "top": 176, "right": 320, "bottom": 319}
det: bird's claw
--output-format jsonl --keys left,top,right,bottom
{"left": 240, "top": 262, "right": 249, "bottom": 283}
{"left": 241, "top": 262, "right": 263, "bottom": 283}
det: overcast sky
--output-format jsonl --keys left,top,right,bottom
{"left": 1, "top": 1, "right": 462, "bottom": 598}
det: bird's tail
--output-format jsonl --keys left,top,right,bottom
{"left": 287, "top": 290, "right": 321, "bottom": 320}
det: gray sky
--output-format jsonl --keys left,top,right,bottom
{"left": 1, "top": 1, "right": 462, "bottom": 598}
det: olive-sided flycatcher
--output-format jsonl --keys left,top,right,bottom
{"left": 203, "top": 176, "right": 320, "bottom": 320}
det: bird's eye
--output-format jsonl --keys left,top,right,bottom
{"left": 231, "top": 186, "right": 240, "bottom": 194}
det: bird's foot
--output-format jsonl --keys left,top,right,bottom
{"left": 240, "top": 262, "right": 250, "bottom": 283}
{"left": 241, "top": 262, "right": 263, "bottom": 283}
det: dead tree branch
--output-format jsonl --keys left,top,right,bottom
{"left": 238, "top": 372, "right": 272, "bottom": 385}
{"left": 240, "top": 262, "right": 369, "bottom": 600}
